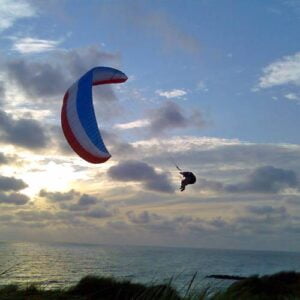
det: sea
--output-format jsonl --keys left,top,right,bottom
{"left": 1, "top": 241, "right": 300, "bottom": 293}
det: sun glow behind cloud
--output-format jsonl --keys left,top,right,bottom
{"left": 13, "top": 155, "right": 87, "bottom": 198}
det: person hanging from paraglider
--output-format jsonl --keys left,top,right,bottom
{"left": 180, "top": 171, "right": 196, "bottom": 191}
{"left": 175, "top": 165, "right": 196, "bottom": 191}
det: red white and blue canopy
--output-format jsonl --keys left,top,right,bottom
{"left": 61, "top": 67, "right": 128, "bottom": 163}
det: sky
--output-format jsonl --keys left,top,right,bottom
{"left": 0, "top": 0, "right": 300, "bottom": 252}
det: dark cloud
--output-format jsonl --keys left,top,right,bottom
{"left": 0, "top": 109, "right": 49, "bottom": 149}
{"left": 39, "top": 189, "right": 79, "bottom": 202}
{"left": 126, "top": 210, "right": 162, "bottom": 224}
{"left": 149, "top": 101, "right": 187, "bottom": 132}
{"left": 4, "top": 46, "right": 121, "bottom": 99}
{"left": 0, "top": 192, "right": 30, "bottom": 205}
{"left": 0, "top": 175, "right": 27, "bottom": 191}
{"left": 123, "top": 209, "right": 298, "bottom": 251}
{"left": 147, "top": 101, "right": 205, "bottom": 135}
{"left": 101, "top": 130, "right": 136, "bottom": 158}
{"left": 5, "top": 59, "right": 68, "bottom": 98}
{"left": 85, "top": 208, "right": 115, "bottom": 219}
{"left": 194, "top": 166, "right": 299, "bottom": 195}
{"left": 41, "top": 190, "right": 113, "bottom": 217}
{"left": 108, "top": 160, "right": 175, "bottom": 193}
{"left": 125, "top": 210, "right": 229, "bottom": 235}
{"left": 60, "top": 203, "right": 89, "bottom": 211}
{"left": 60, "top": 194, "right": 99, "bottom": 212}
{"left": 56, "top": 46, "right": 121, "bottom": 79}
{"left": 78, "top": 194, "right": 98, "bottom": 206}
{"left": 226, "top": 166, "right": 298, "bottom": 194}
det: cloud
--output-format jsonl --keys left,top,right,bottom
{"left": 284, "top": 93, "right": 300, "bottom": 103}
{"left": 4, "top": 58, "right": 69, "bottom": 99}
{"left": 101, "top": 130, "right": 137, "bottom": 158}
{"left": 12, "top": 37, "right": 61, "bottom": 54}
{"left": 257, "top": 52, "right": 300, "bottom": 89}
{"left": 0, "top": 0, "right": 36, "bottom": 31}
{"left": 236, "top": 205, "right": 291, "bottom": 233}
{"left": 126, "top": 210, "right": 162, "bottom": 224}
{"left": 108, "top": 160, "right": 175, "bottom": 193}
{"left": 226, "top": 166, "right": 298, "bottom": 194}
{"left": 84, "top": 208, "right": 115, "bottom": 219}
{"left": 0, "top": 175, "right": 27, "bottom": 191}
{"left": 147, "top": 101, "right": 206, "bottom": 135}
{"left": 122, "top": 209, "right": 299, "bottom": 250}
{"left": 125, "top": 210, "right": 230, "bottom": 235}
{"left": 0, "top": 109, "right": 49, "bottom": 150}
{"left": 188, "top": 165, "right": 299, "bottom": 195}
{"left": 114, "top": 104, "right": 206, "bottom": 136}
{"left": 78, "top": 194, "right": 98, "bottom": 206}
{"left": 39, "top": 189, "right": 79, "bottom": 202}
{"left": 3, "top": 46, "right": 121, "bottom": 99}
{"left": 57, "top": 46, "right": 121, "bottom": 76}
{"left": 0, "top": 192, "right": 30, "bottom": 205}
{"left": 114, "top": 119, "right": 150, "bottom": 130}
{"left": 40, "top": 189, "right": 114, "bottom": 217}
{"left": 156, "top": 89, "right": 187, "bottom": 99}
{"left": 133, "top": 137, "right": 300, "bottom": 176}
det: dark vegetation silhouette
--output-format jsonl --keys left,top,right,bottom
{"left": 1, "top": 271, "right": 300, "bottom": 299}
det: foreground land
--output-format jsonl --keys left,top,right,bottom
{"left": 1, "top": 271, "right": 300, "bottom": 299}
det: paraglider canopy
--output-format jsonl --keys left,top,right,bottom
{"left": 61, "top": 67, "right": 128, "bottom": 163}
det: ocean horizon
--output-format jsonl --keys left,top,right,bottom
{"left": 1, "top": 240, "right": 300, "bottom": 292}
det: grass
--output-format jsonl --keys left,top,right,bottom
{"left": 0, "top": 271, "right": 300, "bottom": 299}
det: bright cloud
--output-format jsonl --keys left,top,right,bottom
{"left": 258, "top": 52, "right": 300, "bottom": 88}
{"left": 0, "top": 0, "right": 36, "bottom": 31}
{"left": 12, "top": 37, "right": 61, "bottom": 53}
{"left": 133, "top": 136, "right": 243, "bottom": 152}
{"left": 284, "top": 93, "right": 300, "bottom": 102}
{"left": 114, "top": 119, "right": 150, "bottom": 130}
{"left": 156, "top": 89, "right": 187, "bottom": 99}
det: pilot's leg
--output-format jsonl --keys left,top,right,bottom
{"left": 180, "top": 179, "right": 187, "bottom": 191}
